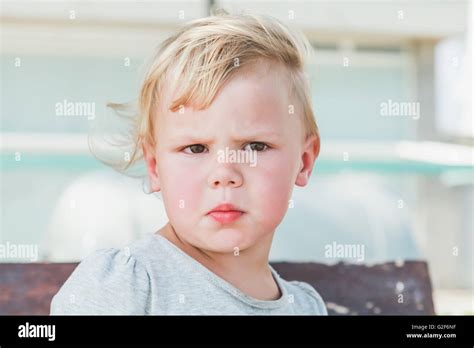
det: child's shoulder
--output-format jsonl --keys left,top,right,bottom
{"left": 277, "top": 276, "right": 328, "bottom": 315}
{"left": 50, "top": 234, "right": 160, "bottom": 315}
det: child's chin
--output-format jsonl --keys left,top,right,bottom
{"left": 203, "top": 228, "right": 256, "bottom": 254}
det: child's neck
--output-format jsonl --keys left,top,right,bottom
{"left": 157, "top": 223, "right": 281, "bottom": 301}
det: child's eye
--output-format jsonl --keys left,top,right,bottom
{"left": 244, "top": 142, "right": 268, "bottom": 152}
{"left": 183, "top": 144, "right": 207, "bottom": 154}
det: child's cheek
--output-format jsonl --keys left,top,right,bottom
{"left": 251, "top": 152, "right": 296, "bottom": 226}
{"left": 160, "top": 157, "right": 204, "bottom": 216}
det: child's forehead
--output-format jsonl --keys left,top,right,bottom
{"left": 162, "top": 86, "right": 291, "bottom": 140}
{"left": 160, "top": 62, "right": 292, "bottom": 125}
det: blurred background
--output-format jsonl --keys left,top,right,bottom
{"left": 1, "top": 0, "right": 472, "bottom": 314}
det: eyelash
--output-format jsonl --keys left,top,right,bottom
{"left": 182, "top": 142, "right": 270, "bottom": 154}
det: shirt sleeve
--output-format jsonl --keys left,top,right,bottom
{"left": 50, "top": 247, "right": 151, "bottom": 315}
{"left": 291, "top": 281, "right": 328, "bottom": 315}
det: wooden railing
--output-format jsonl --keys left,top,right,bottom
{"left": 0, "top": 260, "right": 435, "bottom": 315}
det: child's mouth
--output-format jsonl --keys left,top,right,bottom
{"left": 207, "top": 203, "right": 244, "bottom": 224}
{"left": 208, "top": 211, "right": 243, "bottom": 224}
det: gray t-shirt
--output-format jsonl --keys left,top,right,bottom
{"left": 50, "top": 233, "right": 327, "bottom": 315}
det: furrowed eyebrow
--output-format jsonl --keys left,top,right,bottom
{"left": 171, "top": 131, "right": 280, "bottom": 144}
{"left": 230, "top": 132, "right": 280, "bottom": 142}
{"left": 171, "top": 136, "right": 215, "bottom": 145}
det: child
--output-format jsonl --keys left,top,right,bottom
{"left": 51, "top": 11, "right": 326, "bottom": 315}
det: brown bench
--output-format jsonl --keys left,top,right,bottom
{"left": 0, "top": 260, "right": 435, "bottom": 315}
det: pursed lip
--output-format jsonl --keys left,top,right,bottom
{"left": 206, "top": 203, "right": 244, "bottom": 224}
{"left": 207, "top": 203, "right": 244, "bottom": 214}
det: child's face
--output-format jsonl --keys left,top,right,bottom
{"left": 145, "top": 62, "right": 319, "bottom": 253}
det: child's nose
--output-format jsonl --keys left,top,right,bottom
{"left": 207, "top": 165, "right": 243, "bottom": 189}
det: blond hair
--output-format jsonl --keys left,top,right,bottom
{"left": 94, "top": 11, "right": 318, "bottom": 173}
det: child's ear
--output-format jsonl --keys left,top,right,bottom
{"left": 295, "top": 134, "right": 320, "bottom": 187}
{"left": 142, "top": 142, "right": 161, "bottom": 193}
